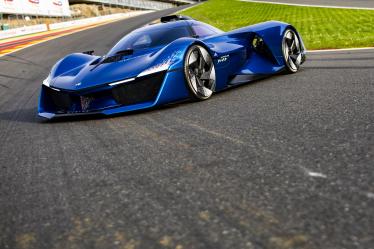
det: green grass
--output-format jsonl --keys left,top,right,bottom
{"left": 180, "top": 0, "right": 374, "bottom": 49}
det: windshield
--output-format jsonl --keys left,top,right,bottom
{"left": 108, "top": 26, "right": 191, "bottom": 55}
{"left": 191, "top": 23, "right": 223, "bottom": 38}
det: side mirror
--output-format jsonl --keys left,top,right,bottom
{"left": 83, "top": 50, "right": 94, "bottom": 55}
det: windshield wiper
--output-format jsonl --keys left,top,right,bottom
{"left": 90, "top": 49, "right": 133, "bottom": 71}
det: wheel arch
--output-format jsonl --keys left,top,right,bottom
{"left": 162, "top": 37, "right": 214, "bottom": 72}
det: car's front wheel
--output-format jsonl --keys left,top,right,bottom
{"left": 184, "top": 45, "right": 216, "bottom": 100}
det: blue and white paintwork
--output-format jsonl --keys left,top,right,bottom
{"left": 38, "top": 18, "right": 306, "bottom": 119}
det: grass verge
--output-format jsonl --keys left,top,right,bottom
{"left": 180, "top": 0, "right": 374, "bottom": 49}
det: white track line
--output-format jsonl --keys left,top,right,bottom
{"left": 308, "top": 47, "right": 374, "bottom": 53}
{"left": 240, "top": 0, "right": 374, "bottom": 10}
{"left": 179, "top": 2, "right": 204, "bottom": 11}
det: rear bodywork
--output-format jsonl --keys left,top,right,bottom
{"left": 38, "top": 19, "right": 305, "bottom": 119}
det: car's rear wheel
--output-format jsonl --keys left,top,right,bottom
{"left": 184, "top": 45, "right": 216, "bottom": 100}
{"left": 282, "top": 29, "right": 304, "bottom": 73}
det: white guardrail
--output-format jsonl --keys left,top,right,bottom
{"left": 0, "top": 11, "right": 151, "bottom": 40}
{"left": 0, "top": 24, "right": 48, "bottom": 40}
{"left": 69, "top": 0, "right": 175, "bottom": 10}
{"left": 49, "top": 11, "right": 151, "bottom": 30}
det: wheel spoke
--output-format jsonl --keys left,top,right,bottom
{"left": 189, "top": 51, "right": 199, "bottom": 66}
{"left": 290, "top": 54, "right": 301, "bottom": 67}
{"left": 200, "top": 66, "right": 212, "bottom": 80}
{"left": 196, "top": 72, "right": 212, "bottom": 97}
{"left": 296, "top": 53, "right": 302, "bottom": 66}
{"left": 202, "top": 86, "right": 213, "bottom": 97}
{"left": 210, "top": 65, "right": 216, "bottom": 81}
{"left": 197, "top": 85, "right": 205, "bottom": 96}
{"left": 290, "top": 39, "right": 296, "bottom": 51}
{"left": 196, "top": 76, "right": 203, "bottom": 86}
{"left": 190, "top": 74, "right": 198, "bottom": 92}
{"left": 198, "top": 53, "right": 205, "bottom": 72}
{"left": 288, "top": 56, "right": 297, "bottom": 70}
{"left": 283, "top": 43, "right": 289, "bottom": 58}
{"left": 286, "top": 30, "right": 293, "bottom": 40}
{"left": 199, "top": 46, "right": 210, "bottom": 64}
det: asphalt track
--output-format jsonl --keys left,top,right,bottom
{"left": 0, "top": 7, "right": 373, "bottom": 249}
{"left": 243, "top": 0, "right": 374, "bottom": 9}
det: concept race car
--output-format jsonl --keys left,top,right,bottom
{"left": 38, "top": 15, "right": 306, "bottom": 119}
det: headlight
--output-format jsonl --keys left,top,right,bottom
{"left": 138, "top": 50, "right": 182, "bottom": 78}
{"left": 42, "top": 74, "right": 51, "bottom": 87}
{"left": 137, "top": 60, "right": 173, "bottom": 77}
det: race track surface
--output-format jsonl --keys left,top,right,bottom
{"left": 243, "top": 0, "right": 374, "bottom": 8}
{"left": 0, "top": 8, "right": 373, "bottom": 249}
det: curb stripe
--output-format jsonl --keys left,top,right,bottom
{"left": 307, "top": 47, "right": 374, "bottom": 53}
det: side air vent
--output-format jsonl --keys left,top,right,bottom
{"left": 251, "top": 35, "right": 276, "bottom": 63}
{"left": 160, "top": 15, "right": 193, "bottom": 23}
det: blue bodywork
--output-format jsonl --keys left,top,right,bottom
{"left": 38, "top": 18, "right": 305, "bottom": 119}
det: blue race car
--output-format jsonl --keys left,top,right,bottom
{"left": 38, "top": 15, "right": 306, "bottom": 119}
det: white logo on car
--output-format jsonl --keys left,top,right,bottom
{"left": 218, "top": 55, "right": 229, "bottom": 63}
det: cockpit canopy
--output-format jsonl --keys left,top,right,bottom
{"left": 107, "top": 20, "right": 223, "bottom": 56}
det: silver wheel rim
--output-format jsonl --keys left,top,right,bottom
{"left": 282, "top": 30, "right": 302, "bottom": 73}
{"left": 186, "top": 45, "right": 216, "bottom": 99}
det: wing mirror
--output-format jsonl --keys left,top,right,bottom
{"left": 83, "top": 50, "right": 94, "bottom": 55}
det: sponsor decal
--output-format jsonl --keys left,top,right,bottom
{"left": 3, "top": 0, "right": 13, "bottom": 6}
{"left": 53, "top": 0, "right": 62, "bottom": 6}
{"left": 218, "top": 55, "right": 229, "bottom": 63}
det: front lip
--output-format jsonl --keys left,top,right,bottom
{"left": 38, "top": 111, "right": 101, "bottom": 119}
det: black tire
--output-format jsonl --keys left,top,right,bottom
{"left": 184, "top": 45, "right": 216, "bottom": 100}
